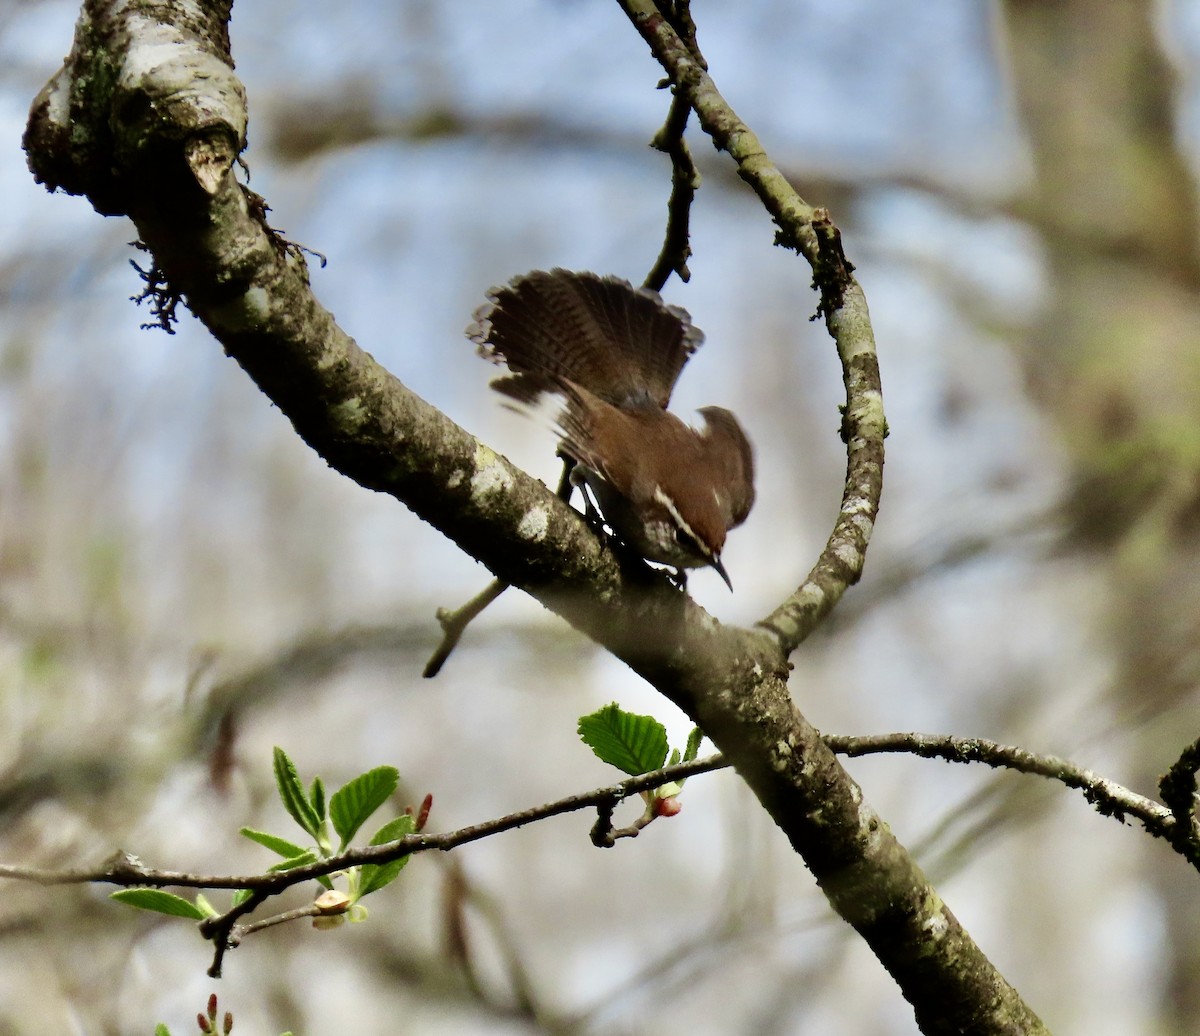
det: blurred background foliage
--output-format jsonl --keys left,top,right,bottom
{"left": 2, "top": 0, "right": 1200, "bottom": 1033}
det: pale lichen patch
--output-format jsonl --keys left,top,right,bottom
{"left": 850, "top": 513, "right": 875, "bottom": 539}
{"left": 470, "top": 444, "right": 513, "bottom": 498}
{"left": 446, "top": 470, "right": 465, "bottom": 490}
{"left": 796, "top": 582, "right": 826, "bottom": 610}
{"left": 209, "top": 285, "right": 270, "bottom": 332}
{"left": 516, "top": 505, "right": 550, "bottom": 541}
{"left": 834, "top": 541, "right": 862, "bottom": 569}
{"left": 330, "top": 396, "right": 367, "bottom": 434}
{"left": 922, "top": 910, "right": 949, "bottom": 940}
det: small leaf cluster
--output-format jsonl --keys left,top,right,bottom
{"left": 113, "top": 747, "right": 426, "bottom": 928}
{"left": 578, "top": 702, "right": 703, "bottom": 817}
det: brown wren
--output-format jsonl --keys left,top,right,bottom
{"left": 468, "top": 268, "right": 755, "bottom": 589}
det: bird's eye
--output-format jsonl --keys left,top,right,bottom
{"left": 675, "top": 527, "right": 697, "bottom": 549}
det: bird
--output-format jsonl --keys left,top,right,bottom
{"left": 467, "top": 267, "right": 755, "bottom": 589}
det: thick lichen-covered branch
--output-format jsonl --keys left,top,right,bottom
{"left": 613, "top": 4, "right": 1044, "bottom": 1034}
{"left": 24, "top": 2, "right": 1038, "bottom": 1033}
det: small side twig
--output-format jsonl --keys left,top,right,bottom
{"left": 199, "top": 888, "right": 270, "bottom": 978}
{"left": 809, "top": 208, "right": 856, "bottom": 325}
{"left": 590, "top": 797, "right": 659, "bottom": 846}
{"left": 423, "top": 579, "right": 508, "bottom": 678}
{"left": 643, "top": 86, "right": 699, "bottom": 292}
{"left": 237, "top": 901, "right": 325, "bottom": 938}
{"left": 424, "top": 459, "right": 576, "bottom": 678}
{"left": 643, "top": 0, "right": 703, "bottom": 292}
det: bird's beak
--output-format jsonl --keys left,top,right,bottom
{"left": 711, "top": 555, "right": 733, "bottom": 591}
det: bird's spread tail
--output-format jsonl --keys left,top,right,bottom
{"left": 467, "top": 268, "right": 703, "bottom": 410}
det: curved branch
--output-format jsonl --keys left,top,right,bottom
{"left": 614, "top": 1, "right": 884, "bottom": 656}
{"left": 825, "top": 731, "right": 1195, "bottom": 854}
{"left": 21, "top": 4, "right": 1033, "bottom": 1034}
{"left": 613, "top": 6, "right": 1034, "bottom": 1034}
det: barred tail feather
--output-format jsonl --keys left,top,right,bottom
{"left": 467, "top": 268, "right": 702, "bottom": 409}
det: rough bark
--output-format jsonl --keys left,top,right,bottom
{"left": 23, "top": 1, "right": 1045, "bottom": 1031}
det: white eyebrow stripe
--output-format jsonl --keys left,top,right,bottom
{"left": 652, "top": 484, "right": 712, "bottom": 557}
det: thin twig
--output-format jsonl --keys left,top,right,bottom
{"left": 4, "top": 728, "right": 1200, "bottom": 976}
{"left": 643, "top": 86, "right": 698, "bottom": 291}
{"left": 0, "top": 755, "right": 726, "bottom": 891}
{"left": 7, "top": 731, "right": 1197, "bottom": 896}
{"left": 424, "top": 460, "right": 576, "bottom": 677}
{"left": 200, "top": 888, "right": 270, "bottom": 978}
{"left": 825, "top": 731, "right": 1190, "bottom": 849}
{"left": 423, "top": 578, "right": 508, "bottom": 678}
{"left": 643, "top": 1, "right": 703, "bottom": 292}
{"left": 237, "top": 901, "right": 325, "bottom": 938}
{"left": 590, "top": 793, "right": 659, "bottom": 846}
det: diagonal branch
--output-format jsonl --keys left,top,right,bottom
{"left": 614, "top": 3, "right": 1037, "bottom": 1033}
{"left": 22, "top": 2, "right": 1033, "bottom": 1033}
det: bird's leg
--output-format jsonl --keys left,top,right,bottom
{"left": 563, "top": 454, "right": 611, "bottom": 539}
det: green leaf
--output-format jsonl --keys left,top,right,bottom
{"left": 310, "top": 776, "right": 327, "bottom": 821}
{"left": 194, "top": 892, "right": 220, "bottom": 918}
{"left": 240, "top": 827, "right": 308, "bottom": 860}
{"left": 684, "top": 726, "right": 703, "bottom": 762}
{"left": 358, "top": 814, "right": 416, "bottom": 897}
{"left": 578, "top": 703, "right": 669, "bottom": 776}
{"left": 154, "top": 1024, "right": 171, "bottom": 1036}
{"left": 273, "top": 747, "right": 322, "bottom": 840}
{"left": 370, "top": 813, "right": 417, "bottom": 846}
{"left": 330, "top": 766, "right": 399, "bottom": 850}
{"left": 266, "top": 848, "right": 333, "bottom": 888}
{"left": 667, "top": 748, "right": 681, "bottom": 767}
{"left": 110, "top": 889, "right": 206, "bottom": 920}
{"left": 231, "top": 888, "right": 254, "bottom": 908}
{"left": 268, "top": 850, "right": 318, "bottom": 873}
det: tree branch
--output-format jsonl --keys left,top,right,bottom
{"left": 7, "top": 728, "right": 1193, "bottom": 896}
{"left": 614, "top": 0, "right": 885, "bottom": 658}
{"left": 0, "top": 755, "right": 726, "bottom": 890}
{"left": 1158, "top": 735, "right": 1200, "bottom": 867}
{"left": 8, "top": 722, "right": 1195, "bottom": 987}
{"left": 643, "top": 86, "right": 699, "bottom": 291}
{"left": 20, "top": 2, "right": 1040, "bottom": 1033}
{"left": 826, "top": 731, "right": 1197, "bottom": 856}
